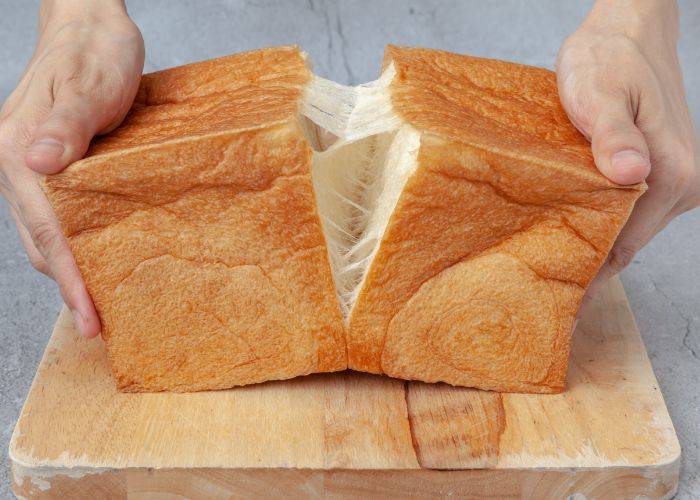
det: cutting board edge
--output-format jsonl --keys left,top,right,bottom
{"left": 11, "top": 460, "right": 681, "bottom": 499}
{"left": 8, "top": 443, "right": 682, "bottom": 473}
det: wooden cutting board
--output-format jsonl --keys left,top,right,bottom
{"left": 9, "top": 277, "right": 680, "bottom": 499}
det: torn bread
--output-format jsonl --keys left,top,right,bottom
{"left": 42, "top": 47, "right": 346, "bottom": 392}
{"left": 43, "top": 45, "right": 643, "bottom": 393}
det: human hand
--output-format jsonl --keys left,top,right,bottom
{"left": 0, "top": 0, "right": 144, "bottom": 337}
{"left": 557, "top": 0, "right": 699, "bottom": 304}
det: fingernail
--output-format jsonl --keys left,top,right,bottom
{"left": 27, "top": 138, "right": 65, "bottom": 159}
{"left": 70, "top": 308, "right": 84, "bottom": 336}
{"left": 611, "top": 150, "right": 651, "bottom": 177}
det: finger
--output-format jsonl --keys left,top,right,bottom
{"left": 24, "top": 90, "right": 105, "bottom": 174}
{"left": 25, "top": 209, "right": 101, "bottom": 338}
{"left": 597, "top": 179, "right": 675, "bottom": 284}
{"left": 577, "top": 174, "right": 677, "bottom": 317}
{"left": 579, "top": 268, "right": 608, "bottom": 315}
{"left": 8, "top": 203, "right": 50, "bottom": 276}
{"left": 10, "top": 169, "right": 101, "bottom": 338}
{"left": 590, "top": 97, "right": 652, "bottom": 185}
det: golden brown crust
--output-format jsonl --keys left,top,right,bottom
{"left": 43, "top": 47, "right": 346, "bottom": 391}
{"left": 347, "top": 47, "right": 644, "bottom": 392}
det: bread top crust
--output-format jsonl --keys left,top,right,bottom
{"left": 86, "top": 46, "right": 311, "bottom": 158}
{"left": 383, "top": 45, "right": 643, "bottom": 192}
{"left": 346, "top": 132, "right": 643, "bottom": 388}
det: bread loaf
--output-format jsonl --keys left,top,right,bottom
{"left": 42, "top": 46, "right": 643, "bottom": 393}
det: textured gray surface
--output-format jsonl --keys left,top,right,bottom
{"left": 0, "top": 1, "right": 698, "bottom": 498}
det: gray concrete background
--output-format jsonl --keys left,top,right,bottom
{"left": 0, "top": 1, "right": 698, "bottom": 498}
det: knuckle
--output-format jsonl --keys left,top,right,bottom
{"left": 674, "top": 160, "right": 695, "bottom": 194}
{"left": 675, "top": 142, "right": 696, "bottom": 187}
{"left": 609, "top": 33, "right": 641, "bottom": 54}
{"left": 607, "top": 245, "right": 638, "bottom": 274}
{"left": 593, "top": 113, "right": 627, "bottom": 137}
{"left": 659, "top": 141, "right": 696, "bottom": 196}
{"left": 28, "top": 220, "right": 60, "bottom": 255}
{"left": 45, "top": 108, "right": 82, "bottom": 131}
{"left": 28, "top": 254, "right": 49, "bottom": 275}
{"left": 60, "top": 58, "right": 113, "bottom": 101}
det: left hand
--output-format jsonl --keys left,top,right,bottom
{"left": 0, "top": 0, "right": 144, "bottom": 337}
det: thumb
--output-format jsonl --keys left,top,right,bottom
{"left": 24, "top": 91, "right": 105, "bottom": 174}
{"left": 590, "top": 99, "right": 651, "bottom": 185}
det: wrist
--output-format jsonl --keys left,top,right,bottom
{"left": 585, "top": 0, "right": 679, "bottom": 43}
{"left": 39, "top": 0, "right": 129, "bottom": 31}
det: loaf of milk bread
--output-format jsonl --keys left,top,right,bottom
{"left": 42, "top": 46, "right": 643, "bottom": 393}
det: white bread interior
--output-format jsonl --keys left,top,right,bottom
{"left": 300, "top": 66, "right": 420, "bottom": 319}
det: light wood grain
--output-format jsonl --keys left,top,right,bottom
{"left": 10, "top": 278, "right": 680, "bottom": 499}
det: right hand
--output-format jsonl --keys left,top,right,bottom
{"left": 556, "top": 0, "right": 699, "bottom": 306}
{"left": 0, "top": 0, "right": 144, "bottom": 337}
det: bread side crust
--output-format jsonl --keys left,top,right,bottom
{"left": 349, "top": 132, "right": 641, "bottom": 391}
{"left": 44, "top": 120, "right": 346, "bottom": 391}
